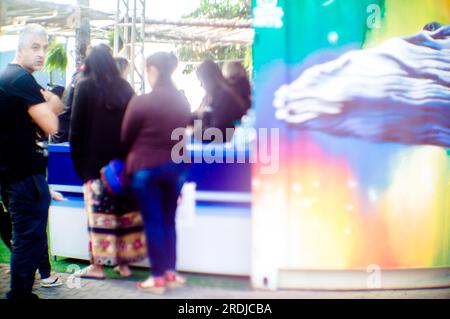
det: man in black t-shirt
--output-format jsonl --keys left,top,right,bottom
{"left": 0, "top": 24, "right": 64, "bottom": 300}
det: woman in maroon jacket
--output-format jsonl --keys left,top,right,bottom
{"left": 122, "top": 52, "right": 191, "bottom": 294}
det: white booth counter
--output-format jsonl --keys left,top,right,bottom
{"left": 48, "top": 142, "right": 253, "bottom": 276}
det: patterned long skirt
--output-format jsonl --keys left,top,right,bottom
{"left": 83, "top": 179, "right": 147, "bottom": 266}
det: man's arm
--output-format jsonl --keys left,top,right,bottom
{"left": 40, "top": 89, "right": 64, "bottom": 115}
{"left": 27, "top": 89, "right": 64, "bottom": 136}
{"left": 28, "top": 103, "right": 59, "bottom": 135}
{"left": 12, "top": 73, "right": 64, "bottom": 135}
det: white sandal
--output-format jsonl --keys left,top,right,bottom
{"left": 137, "top": 277, "right": 166, "bottom": 294}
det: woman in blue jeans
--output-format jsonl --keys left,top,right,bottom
{"left": 122, "top": 52, "right": 191, "bottom": 294}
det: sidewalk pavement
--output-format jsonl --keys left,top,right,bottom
{"left": 1, "top": 264, "right": 449, "bottom": 299}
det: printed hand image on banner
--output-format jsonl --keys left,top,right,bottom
{"left": 251, "top": 0, "right": 450, "bottom": 290}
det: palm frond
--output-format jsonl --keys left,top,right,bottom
{"left": 44, "top": 41, "right": 68, "bottom": 75}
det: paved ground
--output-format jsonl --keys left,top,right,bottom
{"left": 1, "top": 264, "right": 449, "bottom": 299}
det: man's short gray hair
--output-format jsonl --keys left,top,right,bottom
{"left": 17, "top": 24, "right": 48, "bottom": 50}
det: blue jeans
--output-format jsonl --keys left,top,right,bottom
{"left": 1, "top": 174, "right": 51, "bottom": 299}
{"left": 130, "top": 162, "right": 188, "bottom": 277}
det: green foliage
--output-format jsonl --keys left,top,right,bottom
{"left": 107, "top": 29, "right": 115, "bottom": 50}
{"left": 186, "top": 0, "right": 251, "bottom": 19}
{"left": 44, "top": 41, "right": 68, "bottom": 76}
{"left": 107, "top": 28, "right": 126, "bottom": 52}
{"left": 177, "top": 0, "right": 251, "bottom": 74}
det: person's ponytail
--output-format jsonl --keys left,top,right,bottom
{"left": 146, "top": 52, "right": 178, "bottom": 85}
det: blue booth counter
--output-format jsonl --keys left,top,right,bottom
{"left": 48, "top": 142, "right": 252, "bottom": 195}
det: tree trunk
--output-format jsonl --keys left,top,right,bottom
{"left": 75, "top": 0, "right": 90, "bottom": 70}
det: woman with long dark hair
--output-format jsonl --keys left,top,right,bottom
{"left": 122, "top": 52, "right": 191, "bottom": 294}
{"left": 193, "top": 60, "right": 247, "bottom": 143}
{"left": 222, "top": 60, "right": 251, "bottom": 115}
{"left": 70, "top": 45, "right": 147, "bottom": 279}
